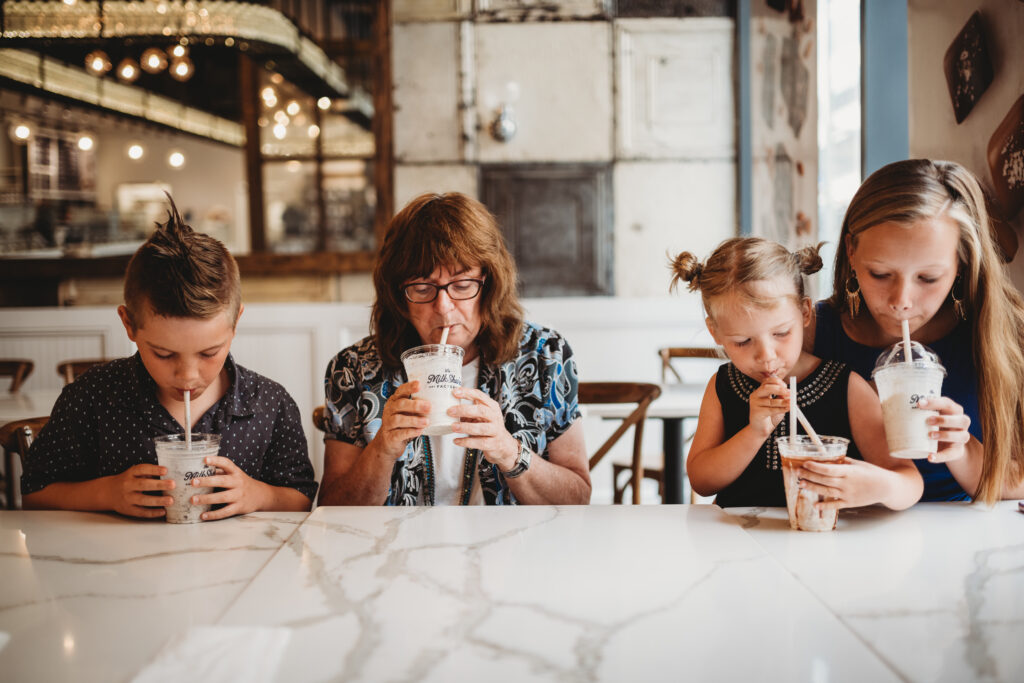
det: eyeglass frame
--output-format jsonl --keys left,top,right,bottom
{"left": 401, "top": 277, "right": 486, "bottom": 304}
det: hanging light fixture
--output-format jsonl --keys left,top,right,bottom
{"left": 168, "top": 150, "right": 186, "bottom": 168}
{"left": 169, "top": 42, "right": 188, "bottom": 59}
{"left": 117, "top": 58, "right": 141, "bottom": 82}
{"left": 140, "top": 48, "right": 168, "bottom": 74}
{"left": 285, "top": 100, "right": 301, "bottom": 117}
{"left": 127, "top": 142, "right": 145, "bottom": 160}
{"left": 85, "top": 50, "right": 112, "bottom": 76}
{"left": 77, "top": 133, "right": 95, "bottom": 151}
{"left": 169, "top": 56, "right": 195, "bottom": 82}
{"left": 8, "top": 121, "right": 34, "bottom": 144}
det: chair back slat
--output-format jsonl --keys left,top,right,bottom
{"left": 0, "top": 359, "right": 35, "bottom": 393}
{"left": 579, "top": 382, "right": 660, "bottom": 504}
{"left": 659, "top": 347, "right": 720, "bottom": 384}
{"left": 56, "top": 359, "right": 109, "bottom": 384}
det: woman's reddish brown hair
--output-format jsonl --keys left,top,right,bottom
{"left": 372, "top": 193, "right": 523, "bottom": 369}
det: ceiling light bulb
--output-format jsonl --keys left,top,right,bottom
{"left": 85, "top": 50, "right": 111, "bottom": 75}
{"left": 141, "top": 48, "right": 168, "bottom": 73}
{"left": 317, "top": 97, "right": 331, "bottom": 111}
{"left": 170, "top": 44, "right": 187, "bottom": 59}
{"left": 307, "top": 124, "right": 320, "bottom": 138}
{"left": 117, "top": 58, "right": 140, "bottom": 82}
{"left": 170, "top": 57, "right": 194, "bottom": 82}
{"left": 272, "top": 123, "right": 287, "bottom": 140}
{"left": 286, "top": 100, "right": 300, "bottom": 116}
{"left": 77, "top": 135, "right": 94, "bottom": 151}
{"left": 11, "top": 123, "right": 33, "bottom": 142}
{"left": 168, "top": 151, "right": 186, "bottom": 168}
{"left": 273, "top": 110, "right": 289, "bottom": 125}
{"left": 127, "top": 143, "right": 144, "bottom": 160}
{"left": 261, "top": 87, "right": 276, "bottom": 101}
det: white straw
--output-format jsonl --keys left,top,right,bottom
{"left": 901, "top": 319, "right": 913, "bottom": 367}
{"left": 184, "top": 390, "right": 191, "bottom": 450}
{"left": 439, "top": 326, "right": 450, "bottom": 346}
{"left": 789, "top": 376, "right": 797, "bottom": 439}
{"left": 794, "top": 405, "right": 827, "bottom": 455}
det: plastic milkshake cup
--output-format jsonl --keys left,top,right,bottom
{"left": 776, "top": 435, "right": 848, "bottom": 531}
{"left": 401, "top": 343, "right": 465, "bottom": 436}
{"left": 154, "top": 433, "right": 220, "bottom": 523}
{"left": 871, "top": 341, "right": 946, "bottom": 458}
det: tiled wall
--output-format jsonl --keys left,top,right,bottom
{"left": 391, "top": 1, "right": 738, "bottom": 298}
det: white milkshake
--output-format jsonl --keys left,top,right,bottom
{"left": 154, "top": 433, "right": 220, "bottom": 523}
{"left": 401, "top": 344, "right": 465, "bottom": 435}
{"left": 872, "top": 341, "right": 945, "bottom": 459}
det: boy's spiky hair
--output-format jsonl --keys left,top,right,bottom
{"left": 122, "top": 193, "right": 240, "bottom": 328}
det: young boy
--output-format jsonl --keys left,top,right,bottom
{"left": 21, "top": 198, "right": 317, "bottom": 519}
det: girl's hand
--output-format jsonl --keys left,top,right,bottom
{"left": 373, "top": 381, "right": 431, "bottom": 461}
{"left": 748, "top": 376, "right": 790, "bottom": 439}
{"left": 450, "top": 387, "right": 519, "bottom": 472}
{"left": 797, "top": 458, "right": 884, "bottom": 510}
{"left": 918, "top": 397, "right": 971, "bottom": 463}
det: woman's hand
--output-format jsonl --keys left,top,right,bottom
{"left": 918, "top": 396, "right": 971, "bottom": 463}
{"left": 797, "top": 457, "right": 890, "bottom": 510}
{"left": 748, "top": 376, "right": 790, "bottom": 439}
{"left": 450, "top": 386, "right": 519, "bottom": 472}
{"left": 374, "top": 381, "right": 431, "bottom": 461}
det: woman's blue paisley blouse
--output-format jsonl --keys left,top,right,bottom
{"left": 323, "top": 322, "right": 581, "bottom": 505}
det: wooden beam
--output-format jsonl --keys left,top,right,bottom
{"left": 239, "top": 53, "right": 267, "bottom": 252}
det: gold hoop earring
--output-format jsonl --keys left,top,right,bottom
{"left": 845, "top": 271, "right": 861, "bottom": 318}
{"left": 951, "top": 274, "right": 967, "bottom": 321}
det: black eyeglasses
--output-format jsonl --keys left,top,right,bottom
{"left": 402, "top": 278, "right": 485, "bottom": 303}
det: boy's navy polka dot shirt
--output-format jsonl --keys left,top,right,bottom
{"left": 22, "top": 353, "right": 318, "bottom": 502}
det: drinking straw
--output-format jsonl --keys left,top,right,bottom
{"left": 184, "top": 389, "right": 191, "bottom": 450}
{"left": 794, "top": 405, "right": 828, "bottom": 455}
{"left": 440, "top": 326, "right": 450, "bottom": 345}
{"left": 789, "top": 376, "right": 797, "bottom": 439}
{"left": 901, "top": 319, "right": 913, "bottom": 367}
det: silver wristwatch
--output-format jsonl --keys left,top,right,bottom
{"left": 503, "top": 439, "right": 532, "bottom": 478}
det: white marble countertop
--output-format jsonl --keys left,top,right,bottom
{"left": 0, "top": 503, "right": 1020, "bottom": 682}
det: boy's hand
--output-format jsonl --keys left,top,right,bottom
{"left": 748, "top": 376, "right": 790, "bottom": 439}
{"left": 188, "top": 455, "right": 266, "bottom": 520}
{"left": 107, "top": 464, "right": 173, "bottom": 518}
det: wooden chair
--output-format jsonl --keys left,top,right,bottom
{"left": 611, "top": 347, "right": 720, "bottom": 504}
{"left": 1, "top": 416, "right": 49, "bottom": 509}
{"left": 313, "top": 405, "right": 328, "bottom": 433}
{"left": 57, "top": 359, "right": 109, "bottom": 384}
{"left": 579, "top": 382, "right": 661, "bottom": 505}
{"left": 0, "top": 359, "right": 34, "bottom": 393}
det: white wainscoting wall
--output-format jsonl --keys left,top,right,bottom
{"left": 1, "top": 296, "right": 713, "bottom": 502}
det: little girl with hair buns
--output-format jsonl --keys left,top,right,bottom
{"left": 673, "top": 237, "right": 922, "bottom": 510}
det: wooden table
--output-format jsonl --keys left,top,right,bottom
{"left": 583, "top": 382, "right": 704, "bottom": 503}
{"left": 5, "top": 502, "right": 1019, "bottom": 681}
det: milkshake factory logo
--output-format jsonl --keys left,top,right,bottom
{"left": 183, "top": 466, "right": 216, "bottom": 483}
{"left": 427, "top": 370, "right": 461, "bottom": 388}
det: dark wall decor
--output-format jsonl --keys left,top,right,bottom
{"left": 943, "top": 11, "right": 994, "bottom": 124}
{"left": 481, "top": 164, "right": 613, "bottom": 298}
{"left": 988, "top": 94, "right": 1024, "bottom": 220}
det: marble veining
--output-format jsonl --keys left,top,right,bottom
{"left": 2, "top": 505, "right": 1019, "bottom": 682}
{"left": 219, "top": 505, "right": 900, "bottom": 682}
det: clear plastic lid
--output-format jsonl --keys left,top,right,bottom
{"left": 871, "top": 340, "right": 946, "bottom": 378}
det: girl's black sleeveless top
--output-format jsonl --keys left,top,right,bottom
{"left": 714, "top": 360, "right": 859, "bottom": 508}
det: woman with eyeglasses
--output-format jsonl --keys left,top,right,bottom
{"left": 318, "top": 192, "right": 591, "bottom": 505}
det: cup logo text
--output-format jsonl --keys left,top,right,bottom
{"left": 427, "top": 370, "right": 461, "bottom": 389}
{"left": 183, "top": 466, "right": 216, "bottom": 483}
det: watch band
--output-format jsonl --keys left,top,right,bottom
{"left": 503, "top": 439, "right": 532, "bottom": 478}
